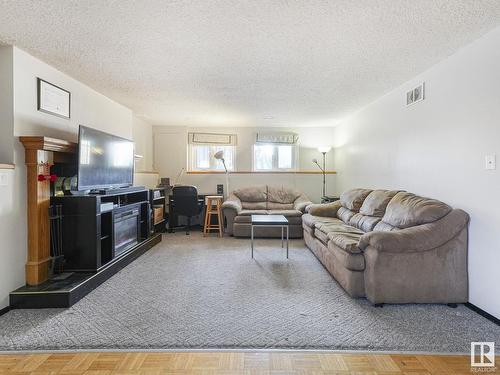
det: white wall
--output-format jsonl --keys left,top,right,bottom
{"left": 153, "top": 126, "right": 336, "bottom": 202}
{"left": 0, "top": 47, "right": 139, "bottom": 309}
{"left": 132, "top": 116, "right": 154, "bottom": 172}
{"left": 0, "top": 46, "right": 14, "bottom": 164}
{"left": 333, "top": 26, "right": 500, "bottom": 319}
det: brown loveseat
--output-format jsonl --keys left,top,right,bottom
{"left": 222, "top": 185, "right": 312, "bottom": 238}
{"left": 303, "top": 189, "right": 469, "bottom": 305}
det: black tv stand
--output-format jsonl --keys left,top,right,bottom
{"left": 88, "top": 185, "right": 146, "bottom": 195}
{"left": 10, "top": 187, "right": 162, "bottom": 309}
{"left": 50, "top": 188, "right": 151, "bottom": 272}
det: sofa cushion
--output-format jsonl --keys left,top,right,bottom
{"left": 340, "top": 188, "right": 373, "bottom": 212}
{"left": 373, "top": 221, "right": 397, "bottom": 231}
{"left": 302, "top": 222, "right": 315, "bottom": 235}
{"left": 359, "top": 190, "right": 400, "bottom": 217}
{"left": 381, "top": 192, "right": 452, "bottom": 229}
{"left": 349, "top": 213, "right": 381, "bottom": 232}
{"left": 328, "top": 231, "right": 364, "bottom": 254}
{"left": 307, "top": 201, "right": 342, "bottom": 217}
{"left": 233, "top": 186, "right": 268, "bottom": 202}
{"left": 267, "top": 186, "right": 301, "bottom": 204}
{"left": 313, "top": 221, "right": 364, "bottom": 253}
{"left": 328, "top": 244, "right": 365, "bottom": 271}
{"left": 238, "top": 209, "right": 269, "bottom": 216}
{"left": 314, "top": 228, "right": 330, "bottom": 245}
{"left": 302, "top": 214, "right": 341, "bottom": 229}
{"left": 241, "top": 201, "right": 267, "bottom": 210}
{"left": 267, "top": 202, "right": 294, "bottom": 210}
{"left": 337, "top": 206, "right": 356, "bottom": 224}
{"left": 314, "top": 220, "right": 357, "bottom": 235}
{"left": 268, "top": 209, "right": 302, "bottom": 217}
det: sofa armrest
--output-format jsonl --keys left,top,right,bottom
{"left": 221, "top": 194, "right": 242, "bottom": 214}
{"left": 221, "top": 194, "right": 242, "bottom": 236}
{"left": 359, "top": 209, "right": 469, "bottom": 253}
{"left": 306, "top": 200, "right": 342, "bottom": 217}
{"left": 293, "top": 195, "right": 313, "bottom": 213}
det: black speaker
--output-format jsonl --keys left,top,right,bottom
{"left": 217, "top": 184, "right": 224, "bottom": 195}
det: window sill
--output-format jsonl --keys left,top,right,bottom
{"left": 186, "top": 170, "right": 336, "bottom": 175}
{"left": 0, "top": 164, "right": 15, "bottom": 170}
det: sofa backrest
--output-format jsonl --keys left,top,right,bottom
{"left": 337, "top": 189, "right": 400, "bottom": 232}
{"left": 233, "top": 186, "right": 268, "bottom": 209}
{"left": 375, "top": 191, "right": 452, "bottom": 231}
{"left": 349, "top": 189, "right": 400, "bottom": 232}
{"left": 336, "top": 188, "right": 372, "bottom": 225}
{"left": 232, "top": 185, "right": 302, "bottom": 210}
{"left": 335, "top": 188, "right": 453, "bottom": 233}
{"left": 267, "top": 186, "right": 302, "bottom": 210}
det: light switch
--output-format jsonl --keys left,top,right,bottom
{"left": 0, "top": 172, "right": 7, "bottom": 186}
{"left": 485, "top": 154, "right": 496, "bottom": 170}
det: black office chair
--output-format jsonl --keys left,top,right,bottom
{"left": 171, "top": 185, "right": 203, "bottom": 235}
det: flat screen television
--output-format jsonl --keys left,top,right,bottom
{"left": 77, "top": 125, "right": 134, "bottom": 191}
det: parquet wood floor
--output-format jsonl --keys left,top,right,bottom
{"left": 1, "top": 351, "right": 498, "bottom": 374}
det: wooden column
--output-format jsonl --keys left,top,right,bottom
{"left": 19, "top": 136, "right": 77, "bottom": 285}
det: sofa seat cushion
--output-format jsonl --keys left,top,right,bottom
{"left": 267, "top": 202, "right": 294, "bottom": 210}
{"left": 241, "top": 201, "right": 267, "bottom": 210}
{"left": 239, "top": 209, "right": 269, "bottom": 216}
{"left": 328, "top": 231, "right": 364, "bottom": 253}
{"left": 313, "top": 221, "right": 364, "bottom": 253}
{"left": 268, "top": 209, "right": 302, "bottom": 217}
{"left": 301, "top": 214, "right": 341, "bottom": 229}
{"left": 328, "top": 244, "right": 365, "bottom": 271}
{"left": 314, "top": 222, "right": 364, "bottom": 253}
{"left": 302, "top": 223, "right": 315, "bottom": 235}
{"left": 314, "top": 228, "right": 330, "bottom": 245}
{"left": 314, "top": 220, "right": 360, "bottom": 235}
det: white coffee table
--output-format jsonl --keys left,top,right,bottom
{"left": 250, "top": 214, "right": 289, "bottom": 259}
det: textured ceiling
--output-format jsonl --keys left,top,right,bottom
{"left": 1, "top": 1, "right": 500, "bottom": 127}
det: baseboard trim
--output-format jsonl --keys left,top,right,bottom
{"left": 465, "top": 303, "right": 500, "bottom": 326}
{"left": 0, "top": 306, "right": 10, "bottom": 316}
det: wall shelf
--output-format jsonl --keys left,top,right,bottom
{"left": 186, "top": 170, "right": 336, "bottom": 175}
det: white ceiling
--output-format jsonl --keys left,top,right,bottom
{"left": 1, "top": 1, "right": 500, "bottom": 127}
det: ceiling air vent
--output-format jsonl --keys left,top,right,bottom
{"left": 406, "top": 83, "right": 425, "bottom": 106}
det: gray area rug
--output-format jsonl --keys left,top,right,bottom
{"left": 1, "top": 232, "right": 499, "bottom": 353}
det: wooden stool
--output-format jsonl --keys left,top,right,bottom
{"left": 203, "top": 196, "right": 223, "bottom": 237}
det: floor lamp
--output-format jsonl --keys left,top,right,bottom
{"left": 214, "top": 150, "right": 229, "bottom": 198}
{"left": 312, "top": 146, "right": 331, "bottom": 199}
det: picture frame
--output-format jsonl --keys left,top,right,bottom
{"left": 37, "top": 78, "right": 71, "bottom": 119}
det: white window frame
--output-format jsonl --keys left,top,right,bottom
{"left": 188, "top": 144, "right": 236, "bottom": 172}
{"left": 252, "top": 143, "right": 298, "bottom": 172}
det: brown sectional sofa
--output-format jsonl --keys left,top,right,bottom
{"left": 222, "top": 185, "right": 312, "bottom": 238}
{"left": 303, "top": 188, "right": 469, "bottom": 304}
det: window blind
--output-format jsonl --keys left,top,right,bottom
{"left": 255, "top": 132, "right": 298, "bottom": 144}
{"left": 188, "top": 132, "right": 237, "bottom": 145}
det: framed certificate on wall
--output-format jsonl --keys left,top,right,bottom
{"left": 37, "top": 78, "right": 71, "bottom": 119}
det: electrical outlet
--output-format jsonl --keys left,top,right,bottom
{"left": 485, "top": 154, "right": 496, "bottom": 170}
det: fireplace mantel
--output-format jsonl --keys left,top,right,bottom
{"left": 19, "top": 136, "right": 77, "bottom": 285}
